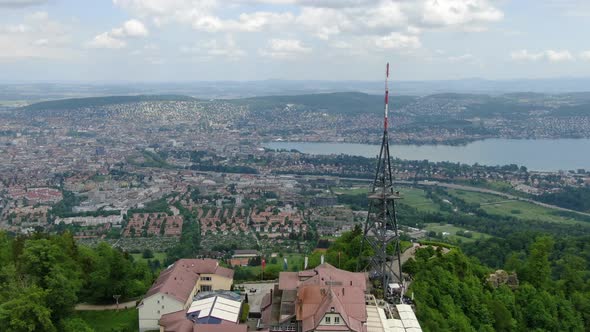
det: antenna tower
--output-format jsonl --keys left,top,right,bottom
{"left": 358, "top": 63, "right": 404, "bottom": 301}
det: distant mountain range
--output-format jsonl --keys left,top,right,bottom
{"left": 2, "top": 77, "right": 590, "bottom": 104}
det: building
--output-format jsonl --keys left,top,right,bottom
{"left": 138, "top": 259, "right": 234, "bottom": 332}
{"left": 159, "top": 291, "right": 247, "bottom": 332}
{"left": 260, "top": 263, "right": 368, "bottom": 332}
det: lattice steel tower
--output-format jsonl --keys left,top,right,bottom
{"left": 358, "top": 63, "right": 404, "bottom": 301}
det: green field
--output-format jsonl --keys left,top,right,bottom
{"left": 424, "top": 223, "right": 492, "bottom": 243}
{"left": 447, "top": 189, "right": 585, "bottom": 224}
{"left": 332, "top": 186, "right": 369, "bottom": 196}
{"left": 131, "top": 252, "right": 167, "bottom": 264}
{"left": 332, "top": 186, "right": 442, "bottom": 213}
{"left": 397, "top": 187, "right": 441, "bottom": 213}
{"left": 237, "top": 253, "right": 305, "bottom": 275}
{"left": 73, "top": 309, "right": 138, "bottom": 332}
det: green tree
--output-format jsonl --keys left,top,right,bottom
{"left": 520, "top": 236, "right": 554, "bottom": 289}
{"left": 0, "top": 285, "right": 56, "bottom": 332}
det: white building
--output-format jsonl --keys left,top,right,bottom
{"left": 137, "top": 259, "right": 234, "bottom": 332}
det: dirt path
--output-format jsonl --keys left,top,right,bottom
{"left": 75, "top": 301, "right": 137, "bottom": 311}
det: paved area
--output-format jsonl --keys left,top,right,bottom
{"left": 237, "top": 282, "right": 276, "bottom": 313}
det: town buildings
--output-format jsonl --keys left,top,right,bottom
{"left": 138, "top": 258, "right": 234, "bottom": 332}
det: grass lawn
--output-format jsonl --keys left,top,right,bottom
{"left": 397, "top": 187, "right": 442, "bottom": 213}
{"left": 73, "top": 308, "right": 138, "bottom": 332}
{"left": 447, "top": 189, "right": 584, "bottom": 224}
{"left": 332, "top": 186, "right": 369, "bottom": 196}
{"left": 237, "top": 253, "right": 305, "bottom": 276}
{"left": 131, "top": 252, "right": 167, "bottom": 264}
{"left": 333, "top": 185, "right": 442, "bottom": 213}
{"left": 424, "top": 223, "right": 492, "bottom": 243}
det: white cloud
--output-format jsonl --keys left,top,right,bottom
{"left": 87, "top": 32, "right": 127, "bottom": 49}
{"left": 113, "top": 19, "right": 149, "bottom": 37}
{"left": 259, "top": 38, "right": 311, "bottom": 59}
{"left": 448, "top": 53, "right": 474, "bottom": 62}
{"left": 511, "top": 49, "right": 545, "bottom": 61}
{"left": 181, "top": 35, "right": 246, "bottom": 59}
{"left": 546, "top": 50, "right": 573, "bottom": 62}
{"left": 511, "top": 49, "right": 574, "bottom": 62}
{"left": 580, "top": 51, "right": 590, "bottom": 61}
{"left": 421, "top": 0, "right": 503, "bottom": 26}
{"left": 375, "top": 32, "right": 421, "bottom": 50}
{"left": 87, "top": 19, "right": 148, "bottom": 49}
{"left": 113, "top": 0, "right": 502, "bottom": 42}
{"left": 0, "top": 12, "right": 74, "bottom": 59}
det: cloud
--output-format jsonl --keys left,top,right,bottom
{"left": 545, "top": 50, "right": 573, "bottom": 62}
{"left": 0, "top": 0, "right": 48, "bottom": 7}
{"left": 0, "top": 11, "right": 74, "bottom": 59}
{"left": 580, "top": 51, "right": 590, "bottom": 61}
{"left": 87, "top": 19, "right": 148, "bottom": 49}
{"left": 448, "top": 53, "right": 474, "bottom": 62}
{"left": 511, "top": 49, "right": 574, "bottom": 62}
{"left": 259, "top": 38, "right": 311, "bottom": 59}
{"left": 511, "top": 50, "right": 544, "bottom": 61}
{"left": 87, "top": 32, "right": 127, "bottom": 49}
{"left": 181, "top": 35, "right": 246, "bottom": 59}
{"left": 375, "top": 32, "right": 421, "bottom": 50}
{"left": 113, "top": 19, "right": 149, "bottom": 37}
{"left": 113, "top": 0, "right": 503, "bottom": 42}
{"left": 421, "top": 0, "right": 503, "bottom": 26}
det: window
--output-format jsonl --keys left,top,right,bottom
{"left": 334, "top": 317, "right": 340, "bottom": 324}
{"left": 201, "top": 285, "right": 212, "bottom": 292}
{"left": 325, "top": 317, "right": 331, "bottom": 324}
{"left": 201, "top": 276, "right": 212, "bottom": 281}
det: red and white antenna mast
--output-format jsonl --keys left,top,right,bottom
{"left": 384, "top": 62, "right": 390, "bottom": 131}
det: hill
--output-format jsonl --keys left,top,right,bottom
{"left": 20, "top": 94, "right": 197, "bottom": 112}
{"left": 231, "top": 92, "right": 417, "bottom": 115}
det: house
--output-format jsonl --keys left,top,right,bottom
{"left": 159, "top": 292, "right": 247, "bottom": 332}
{"left": 260, "top": 263, "right": 368, "bottom": 332}
{"left": 138, "top": 259, "right": 234, "bottom": 332}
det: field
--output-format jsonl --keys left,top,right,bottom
{"left": 332, "top": 185, "right": 442, "bottom": 213}
{"left": 424, "top": 223, "right": 492, "bottom": 243}
{"left": 236, "top": 253, "right": 305, "bottom": 275}
{"left": 447, "top": 189, "right": 585, "bottom": 224}
{"left": 131, "top": 251, "right": 167, "bottom": 264}
{"left": 332, "top": 186, "right": 369, "bottom": 196}
{"left": 397, "top": 187, "right": 441, "bottom": 213}
{"left": 74, "top": 309, "right": 138, "bottom": 332}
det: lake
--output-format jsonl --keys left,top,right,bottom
{"left": 263, "top": 139, "right": 590, "bottom": 171}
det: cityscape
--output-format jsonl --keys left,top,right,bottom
{"left": 1, "top": 1, "right": 590, "bottom": 332}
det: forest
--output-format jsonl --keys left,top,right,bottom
{"left": 316, "top": 227, "right": 590, "bottom": 331}
{"left": 0, "top": 231, "right": 156, "bottom": 332}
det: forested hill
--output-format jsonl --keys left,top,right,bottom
{"left": 230, "top": 92, "right": 418, "bottom": 115}
{"left": 20, "top": 94, "right": 197, "bottom": 112}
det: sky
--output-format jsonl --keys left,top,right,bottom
{"left": 1, "top": 0, "right": 590, "bottom": 82}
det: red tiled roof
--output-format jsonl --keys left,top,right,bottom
{"left": 145, "top": 259, "right": 234, "bottom": 304}
{"left": 278, "top": 264, "right": 368, "bottom": 332}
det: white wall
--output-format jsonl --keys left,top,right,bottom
{"left": 138, "top": 293, "right": 183, "bottom": 332}
{"left": 318, "top": 313, "right": 349, "bottom": 330}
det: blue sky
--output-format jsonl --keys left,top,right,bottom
{"left": 1, "top": 0, "right": 589, "bottom": 81}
